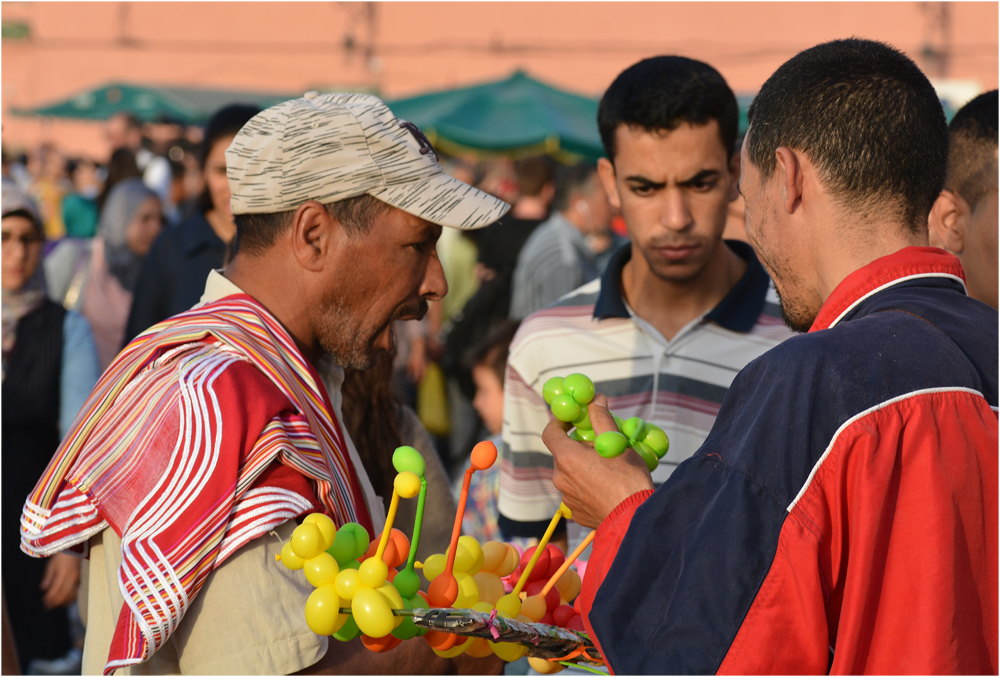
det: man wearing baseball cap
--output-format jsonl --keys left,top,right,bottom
{"left": 20, "top": 93, "right": 508, "bottom": 675}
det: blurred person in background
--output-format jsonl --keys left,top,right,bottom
{"left": 60, "top": 157, "right": 101, "bottom": 240}
{"left": 2, "top": 182, "right": 100, "bottom": 674}
{"left": 509, "top": 162, "right": 612, "bottom": 319}
{"left": 45, "top": 178, "right": 163, "bottom": 370}
{"left": 95, "top": 147, "right": 141, "bottom": 214}
{"left": 124, "top": 104, "right": 261, "bottom": 343}
{"left": 929, "top": 89, "right": 998, "bottom": 309}
{"left": 341, "top": 349, "right": 457, "bottom": 567}
{"left": 105, "top": 112, "right": 173, "bottom": 215}
{"left": 29, "top": 144, "right": 72, "bottom": 242}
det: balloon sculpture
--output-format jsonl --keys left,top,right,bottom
{"left": 276, "top": 375, "right": 667, "bottom": 671}
{"left": 543, "top": 373, "right": 669, "bottom": 472}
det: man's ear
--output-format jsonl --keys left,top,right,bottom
{"left": 728, "top": 152, "right": 741, "bottom": 202}
{"left": 597, "top": 157, "right": 621, "bottom": 210}
{"left": 774, "top": 147, "right": 803, "bottom": 214}
{"left": 928, "top": 189, "right": 968, "bottom": 254}
{"left": 290, "top": 200, "right": 338, "bottom": 272}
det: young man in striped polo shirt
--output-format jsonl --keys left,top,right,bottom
{"left": 497, "top": 56, "right": 795, "bottom": 551}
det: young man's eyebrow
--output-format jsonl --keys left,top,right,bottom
{"left": 676, "top": 169, "right": 721, "bottom": 187}
{"left": 624, "top": 175, "right": 666, "bottom": 189}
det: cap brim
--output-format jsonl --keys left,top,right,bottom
{"left": 369, "top": 172, "right": 510, "bottom": 230}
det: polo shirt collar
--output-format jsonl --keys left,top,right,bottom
{"left": 593, "top": 239, "right": 771, "bottom": 333}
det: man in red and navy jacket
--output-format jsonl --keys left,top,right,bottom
{"left": 544, "top": 39, "right": 998, "bottom": 675}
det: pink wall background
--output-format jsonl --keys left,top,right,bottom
{"left": 3, "top": 2, "right": 997, "bottom": 159}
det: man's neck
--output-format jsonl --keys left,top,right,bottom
{"left": 224, "top": 254, "right": 321, "bottom": 364}
{"left": 621, "top": 240, "right": 747, "bottom": 342}
{"left": 512, "top": 197, "right": 549, "bottom": 220}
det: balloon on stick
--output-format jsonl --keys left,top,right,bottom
{"left": 540, "top": 530, "right": 596, "bottom": 599}
{"left": 495, "top": 502, "right": 572, "bottom": 619}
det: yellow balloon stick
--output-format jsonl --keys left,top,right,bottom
{"left": 540, "top": 530, "right": 595, "bottom": 597}
{"left": 375, "top": 488, "right": 401, "bottom": 563}
{"left": 512, "top": 502, "right": 572, "bottom": 597}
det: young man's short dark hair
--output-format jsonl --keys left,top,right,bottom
{"left": 746, "top": 38, "right": 948, "bottom": 233}
{"left": 944, "top": 90, "right": 998, "bottom": 211}
{"left": 598, "top": 55, "right": 739, "bottom": 162}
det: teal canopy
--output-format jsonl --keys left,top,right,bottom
{"left": 388, "top": 71, "right": 605, "bottom": 162}
{"left": 12, "top": 83, "right": 298, "bottom": 126}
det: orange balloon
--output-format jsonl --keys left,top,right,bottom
{"left": 470, "top": 440, "right": 498, "bottom": 471}
{"left": 361, "top": 633, "right": 402, "bottom": 653}
{"left": 427, "top": 573, "right": 459, "bottom": 607}
{"left": 364, "top": 528, "right": 410, "bottom": 567}
{"left": 466, "top": 638, "right": 494, "bottom": 658}
{"left": 424, "top": 629, "right": 459, "bottom": 651}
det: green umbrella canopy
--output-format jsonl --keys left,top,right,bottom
{"left": 12, "top": 83, "right": 298, "bottom": 126}
{"left": 388, "top": 71, "right": 605, "bottom": 162}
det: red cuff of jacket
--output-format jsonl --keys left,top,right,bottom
{"left": 579, "top": 489, "right": 655, "bottom": 674}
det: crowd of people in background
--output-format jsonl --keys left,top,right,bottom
{"left": 2, "top": 71, "right": 996, "bottom": 674}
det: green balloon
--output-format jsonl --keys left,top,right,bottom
{"left": 612, "top": 414, "right": 625, "bottom": 431}
{"left": 542, "top": 377, "right": 566, "bottom": 405}
{"left": 341, "top": 559, "right": 360, "bottom": 570}
{"left": 392, "top": 597, "right": 420, "bottom": 640}
{"left": 333, "top": 613, "right": 360, "bottom": 642}
{"left": 633, "top": 442, "right": 659, "bottom": 472}
{"left": 571, "top": 429, "right": 587, "bottom": 442}
{"left": 562, "top": 373, "right": 595, "bottom": 406}
{"left": 345, "top": 523, "right": 370, "bottom": 560}
{"left": 576, "top": 428, "right": 596, "bottom": 442}
{"left": 328, "top": 530, "right": 356, "bottom": 566}
{"left": 622, "top": 417, "right": 646, "bottom": 444}
{"left": 641, "top": 424, "right": 670, "bottom": 458}
{"left": 550, "top": 394, "right": 582, "bottom": 423}
{"left": 595, "top": 431, "right": 629, "bottom": 458}
{"left": 572, "top": 409, "right": 592, "bottom": 431}
{"left": 392, "top": 446, "right": 426, "bottom": 478}
{"left": 393, "top": 568, "right": 420, "bottom": 600}
{"left": 416, "top": 626, "right": 428, "bottom": 637}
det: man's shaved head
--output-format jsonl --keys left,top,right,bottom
{"left": 945, "top": 90, "right": 998, "bottom": 211}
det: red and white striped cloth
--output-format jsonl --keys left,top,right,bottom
{"left": 20, "top": 294, "right": 372, "bottom": 674}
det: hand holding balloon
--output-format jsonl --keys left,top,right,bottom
{"left": 544, "top": 394, "right": 654, "bottom": 530}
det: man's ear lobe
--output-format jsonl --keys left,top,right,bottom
{"left": 774, "top": 147, "right": 802, "bottom": 214}
{"left": 597, "top": 158, "right": 621, "bottom": 210}
{"left": 290, "top": 200, "right": 336, "bottom": 272}
{"left": 929, "top": 190, "right": 967, "bottom": 254}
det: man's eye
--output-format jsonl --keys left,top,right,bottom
{"left": 689, "top": 181, "right": 716, "bottom": 192}
{"left": 631, "top": 185, "right": 654, "bottom": 196}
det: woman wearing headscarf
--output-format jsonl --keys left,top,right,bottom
{"left": 124, "top": 104, "right": 261, "bottom": 343}
{"left": 47, "top": 178, "right": 162, "bottom": 370}
{"left": 2, "top": 181, "right": 100, "bottom": 671}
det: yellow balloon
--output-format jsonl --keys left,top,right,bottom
{"left": 555, "top": 569, "right": 581, "bottom": 603}
{"left": 473, "top": 571, "right": 505, "bottom": 606}
{"left": 303, "top": 552, "right": 340, "bottom": 588}
{"left": 451, "top": 541, "right": 475, "bottom": 574}
{"left": 352, "top": 587, "right": 394, "bottom": 638}
{"left": 376, "top": 582, "right": 404, "bottom": 629}
{"left": 334, "top": 567, "right": 361, "bottom": 601}
{"left": 393, "top": 471, "right": 421, "bottom": 499}
{"left": 423, "top": 553, "right": 446, "bottom": 581}
{"left": 291, "top": 522, "right": 325, "bottom": 560}
{"left": 481, "top": 541, "right": 507, "bottom": 572}
{"left": 278, "top": 542, "right": 305, "bottom": 571}
{"left": 470, "top": 601, "right": 494, "bottom": 614}
{"left": 528, "top": 657, "right": 565, "bottom": 674}
{"left": 458, "top": 536, "right": 484, "bottom": 575}
{"left": 432, "top": 637, "right": 473, "bottom": 658}
{"left": 520, "top": 594, "right": 546, "bottom": 622}
{"left": 359, "top": 556, "right": 388, "bottom": 589}
{"left": 453, "top": 572, "right": 480, "bottom": 609}
{"left": 490, "top": 640, "right": 527, "bottom": 662}
{"left": 304, "top": 585, "right": 342, "bottom": 635}
{"left": 495, "top": 592, "right": 522, "bottom": 619}
{"left": 497, "top": 544, "right": 520, "bottom": 577}
{"left": 303, "top": 512, "right": 337, "bottom": 551}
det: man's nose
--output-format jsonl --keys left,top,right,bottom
{"left": 421, "top": 250, "right": 448, "bottom": 301}
{"left": 660, "top": 189, "right": 694, "bottom": 232}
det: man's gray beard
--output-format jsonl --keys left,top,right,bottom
{"left": 314, "top": 296, "right": 380, "bottom": 370}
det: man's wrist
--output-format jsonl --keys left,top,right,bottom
{"left": 597, "top": 489, "right": 655, "bottom": 538}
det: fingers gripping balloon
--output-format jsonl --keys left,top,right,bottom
{"left": 543, "top": 374, "right": 670, "bottom": 472}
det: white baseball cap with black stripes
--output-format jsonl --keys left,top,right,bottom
{"left": 225, "top": 92, "right": 510, "bottom": 230}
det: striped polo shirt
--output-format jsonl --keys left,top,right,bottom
{"left": 497, "top": 241, "right": 794, "bottom": 539}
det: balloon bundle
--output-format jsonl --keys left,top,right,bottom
{"left": 543, "top": 373, "right": 669, "bottom": 472}
{"left": 276, "top": 441, "right": 604, "bottom": 672}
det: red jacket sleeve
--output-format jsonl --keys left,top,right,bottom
{"left": 578, "top": 489, "right": 655, "bottom": 672}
